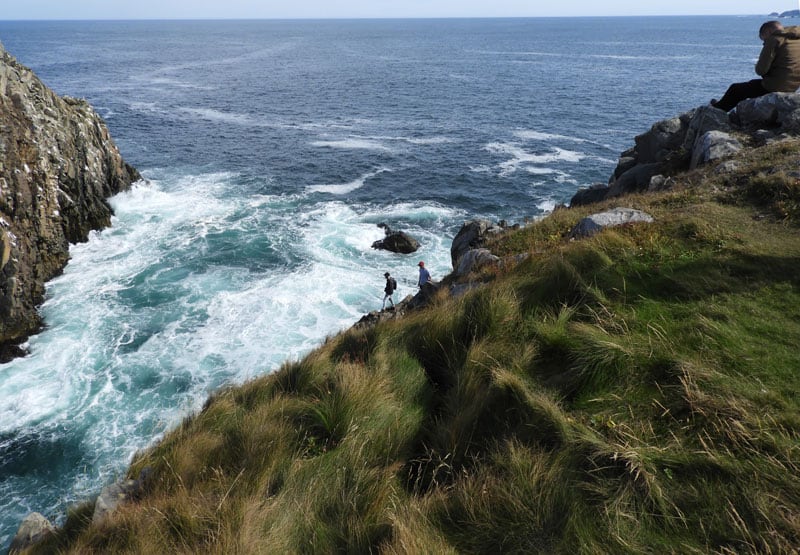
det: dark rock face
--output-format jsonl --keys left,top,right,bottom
{"left": 0, "top": 44, "right": 140, "bottom": 358}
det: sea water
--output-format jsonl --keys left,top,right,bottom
{"left": 0, "top": 16, "right": 767, "bottom": 545}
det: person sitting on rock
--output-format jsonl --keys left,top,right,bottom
{"left": 711, "top": 21, "right": 800, "bottom": 112}
{"left": 417, "top": 261, "right": 431, "bottom": 288}
{"left": 382, "top": 272, "right": 397, "bottom": 310}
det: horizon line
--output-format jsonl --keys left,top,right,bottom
{"left": 0, "top": 13, "right": 785, "bottom": 22}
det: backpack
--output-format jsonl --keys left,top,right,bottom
{"left": 390, "top": 277, "right": 397, "bottom": 291}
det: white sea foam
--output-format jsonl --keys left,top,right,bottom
{"left": 537, "top": 199, "right": 558, "bottom": 213}
{"left": 311, "top": 137, "right": 395, "bottom": 152}
{"left": 485, "top": 142, "right": 585, "bottom": 177}
{"left": 128, "top": 101, "right": 161, "bottom": 114}
{"left": 513, "top": 130, "right": 588, "bottom": 143}
{"left": 587, "top": 54, "right": 694, "bottom": 61}
{"left": 178, "top": 107, "right": 271, "bottom": 127}
{"left": 0, "top": 171, "right": 458, "bottom": 519}
{"left": 131, "top": 75, "right": 215, "bottom": 91}
{"left": 367, "top": 135, "right": 456, "bottom": 145}
{"left": 306, "top": 168, "right": 390, "bottom": 195}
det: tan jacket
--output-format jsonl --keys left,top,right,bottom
{"left": 756, "top": 26, "right": 800, "bottom": 92}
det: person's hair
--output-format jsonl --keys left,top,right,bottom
{"left": 760, "top": 20, "right": 783, "bottom": 39}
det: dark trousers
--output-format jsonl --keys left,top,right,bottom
{"left": 714, "top": 79, "right": 769, "bottom": 112}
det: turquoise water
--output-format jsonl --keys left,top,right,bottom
{"left": 0, "top": 16, "right": 767, "bottom": 545}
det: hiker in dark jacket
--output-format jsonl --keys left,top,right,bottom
{"left": 712, "top": 21, "right": 800, "bottom": 112}
{"left": 382, "top": 272, "right": 397, "bottom": 310}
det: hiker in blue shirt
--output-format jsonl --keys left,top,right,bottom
{"left": 417, "top": 261, "right": 431, "bottom": 288}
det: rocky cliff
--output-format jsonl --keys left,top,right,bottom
{"left": 0, "top": 42, "right": 140, "bottom": 361}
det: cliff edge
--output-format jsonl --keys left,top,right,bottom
{"left": 0, "top": 42, "right": 140, "bottom": 360}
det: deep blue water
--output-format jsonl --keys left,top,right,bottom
{"left": 0, "top": 16, "right": 768, "bottom": 546}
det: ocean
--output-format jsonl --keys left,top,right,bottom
{"left": 0, "top": 15, "right": 769, "bottom": 546}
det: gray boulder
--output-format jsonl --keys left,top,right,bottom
{"left": 605, "top": 106, "right": 735, "bottom": 200}
{"left": 570, "top": 208, "right": 654, "bottom": 239}
{"left": 450, "top": 219, "right": 503, "bottom": 268}
{"left": 647, "top": 174, "right": 673, "bottom": 192}
{"left": 682, "top": 105, "right": 732, "bottom": 152}
{"left": 9, "top": 512, "right": 54, "bottom": 554}
{"left": 93, "top": 479, "right": 139, "bottom": 524}
{"left": 406, "top": 280, "right": 441, "bottom": 310}
{"left": 608, "top": 163, "right": 661, "bottom": 197}
{"left": 736, "top": 92, "right": 800, "bottom": 129}
{"left": 689, "top": 131, "right": 742, "bottom": 169}
{"left": 453, "top": 248, "right": 500, "bottom": 279}
{"left": 633, "top": 112, "right": 693, "bottom": 164}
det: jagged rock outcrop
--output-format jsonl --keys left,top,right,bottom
{"left": 570, "top": 94, "right": 800, "bottom": 206}
{"left": 0, "top": 43, "right": 140, "bottom": 360}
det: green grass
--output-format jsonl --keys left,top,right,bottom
{"left": 30, "top": 140, "right": 800, "bottom": 554}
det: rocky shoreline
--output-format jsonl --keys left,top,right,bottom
{"left": 0, "top": 42, "right": 140, "bottom": 361}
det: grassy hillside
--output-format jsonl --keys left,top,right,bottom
{"left": 31, "top": 139, "right": 800, "bottom": 554}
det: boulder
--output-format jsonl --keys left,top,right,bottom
{"left": 371, "top": 231, "right": 419, "bottom": 254}
{"left": 613, "top": 156, "right": 638, "bottom": 179}
{"left": 406, "top": 280, "right": 441, "bottom": 310}
{"left": 689, "top": 131, "right": 743, "bottom": 169}
{"left": 605, "top": 106, "right": 735, "bottom": 199}
{"left": 608, "top": 163, "right": 661, "bottom": 197}
{"left": 569, "top": 208, "right": 655, "bottom": 239}
{"left": 647, "top": 174, "right": 672, "bottom": 192}
{"left": 453, "top": 248, "right": 500, "bottom": 279}
{"left": 570, "top": 183, "right": 610, "bottom": 206}
{"left": 681, "top": 105, "right": 733, "bottom": 153}
{"left": 9, "top": 512, "right": 54, "bottom": 554}
{"left": 633, "top": 112, "right": 693, "bottom": 164}
{"left": 450, "top": 219, "right": 503, "bottom": 268}
{"left": 93, "top": 479, "right": 139, "bottom": 524}
{"left": 735, "top": 93, "right": 800, "bottom": 129}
